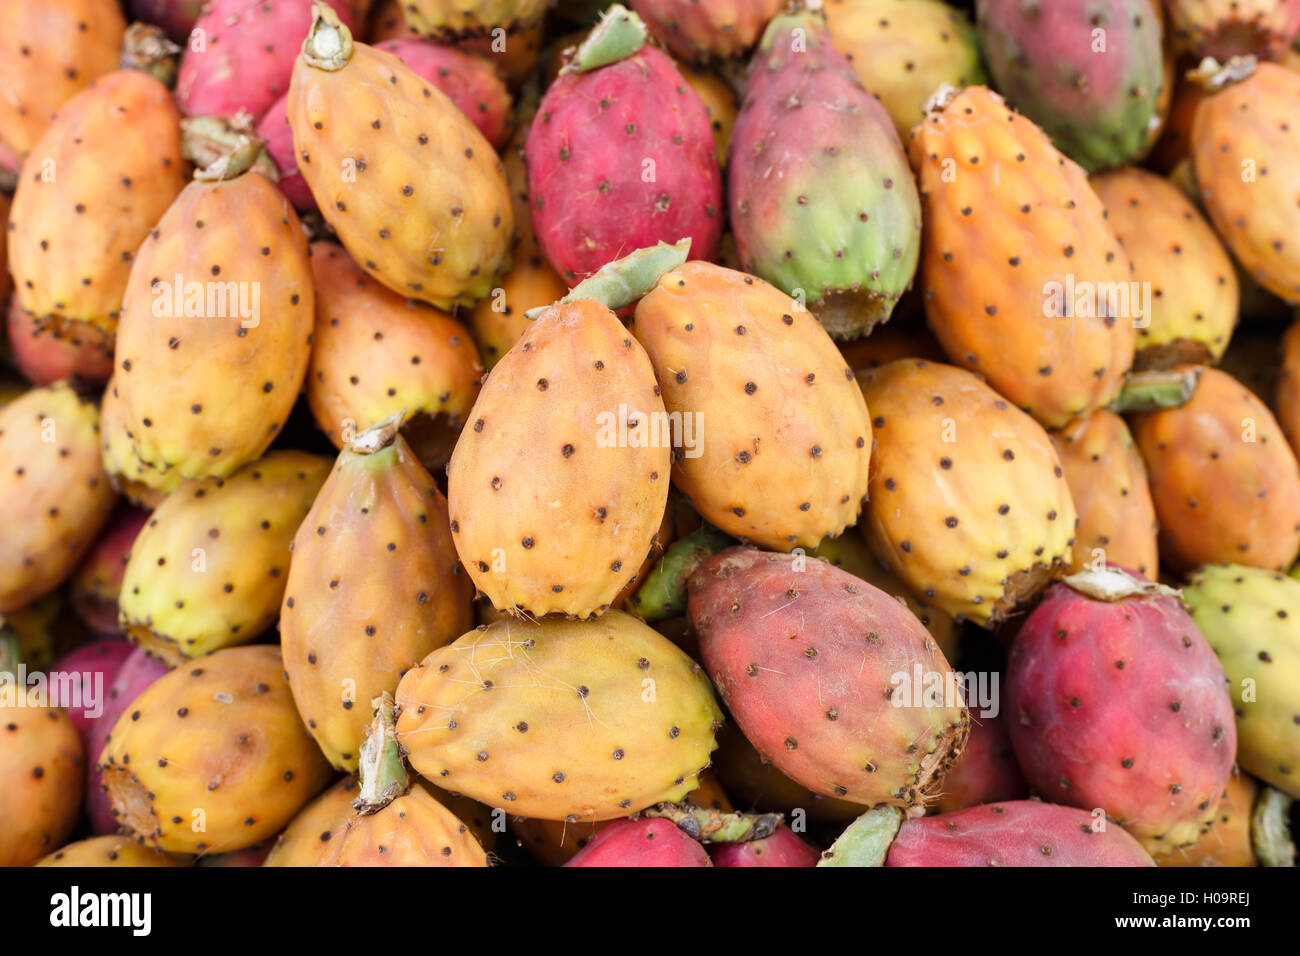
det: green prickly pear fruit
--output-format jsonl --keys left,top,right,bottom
{"left": 119, "top": 451, "right": 331, "bottom": 666}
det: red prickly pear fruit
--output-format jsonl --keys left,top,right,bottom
{"left": 128, "top": 0, "right": 206, "bottom": 43}
{"left": 69, "top": 506, "right": 151, "bottom": 638}
{"left": 38, "top": 835, "right": 189, "bottom": 867}
{"left": 263, "top": 776, "right": 358, "bottom": 866}
{"left": 526, "top": 6, "right": 723, "bottom": 285}
{"left": 0, "top": 704, "right": 84, "bottom": 866}
{"left": 1166, "top": 0, "right": 1300, "bottom": 61}
{"left": 400, "top": 0, "right": 547, "bottom": 43}
{"left": 628, "top": 0, "right": 783, "bottom": 63}
{"left": 0, "top": 0, "right": 126, "bottom": 160}
{"left": 933, "top": 712, "right": 1028, "bottom": 814}
{"left": 6, "top": 301, "right": 114, "bottom": 388}
{"left": 375, "top": 39, "right": 512, "bottom": 148}
{"left": 689, "top": 547, "right": 970, "bottom": 809}
{"left": 177, "top": 0, "right": 360, "bottom": 122}
{"left": 1006, "top": 568, "right": 1238, "bottom": 855}
{"left": 710, "top": 827, "right": 820, "bottom": 867}
{"left": 48, "top": 639, "right": 134, "bottom": 744}
{"left": 563, "top": 817, "right": 713, "bottom": 867}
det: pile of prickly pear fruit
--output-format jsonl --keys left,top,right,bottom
{"left": 4, "top": 0, "right": 1300, "bottom": 874}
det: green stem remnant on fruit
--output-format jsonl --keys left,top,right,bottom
{"left": 562, "top": 3, "right": 648, "bottom": 75}
{"left": 355, "top": 693, "right": 408, "bottom": 816}
{"left": 645, "top": 803, "right": 783, "bottom": 843}
{"left": 630, "top": 525, "right": 736, "bottom": 622}
{"left": 816, "top": 807, "right": 905, "bottom": 867}
{"left": 1109, "top": 367, "right": 1202, "bottom": 414}
{"left": 301, "top": 1, "right": 354, "bottom": 72}
{"left": 182, "top": 116, "right": 279, "bottom": 183}
{"left": 523, "top": 238, "right": 692, "bottom": 320}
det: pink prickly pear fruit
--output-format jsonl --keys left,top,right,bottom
{"left": 1006, "top": 568, "right": 1238, "bottom": 856}
{"left": 375, "top": 39, "right": 512, "bottom": 148}
{"left": 0, "top": 382, "right": 118, "bottom": 614}
{"left": 128, "top": 0, "right": 206, "bottom": 42}
{"left": 48, "top": 639, "right": 135, "bottom": 744}
{"left": 69, "top": 506, "right": 151, "bottom": 637}
{"left": 689, "top": 547, "right": 970, "bottom": 809}
{"left": 526, "top": 6, "right": 723, "bottom": 285}
{"left": 564, "top": 817, "right": 713, "bottom": 867}
{"left": 177, "top": 0, "right": 360, "bottom": 121}
{"left": 628, "top": 0, "right": 783, "bottom": 63}
{"left": 710, "top": 827, "right": 820, "bottom": 867}
{"left": 932, "top": 712, "right": 1028, "bottom": 814}
{"left": 38, "top": 835, "right": 189, "bottom": 867}
{"left": 254, "top": 93, "right": 317, "bottom": 212}
{"left": 5, "top": 302, "right": 114, "bottom": 388}
{"left": 0, "top": 704, "right": 84, "bottom": 866}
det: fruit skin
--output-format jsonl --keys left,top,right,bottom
{"left": 1007, "top": 569, "right": 1237, "bottom": 854}
{"left": 375, "top": 39, "right": 512, "bottom": 148}
{"left": 859, "top": 360, "right": 1078, "bottom": 627}
{"left": 7, "top": 69, "right": 188, "bottom": 344}
{"left": 113, "top": 169, "right": 315, "bottom": 488}
{"left": 1184, "top": 564, "right": 1300, "bottom": 798}
{"left": 288, "top": 10, "right": 513, "bottom": 311}
{"left": 0, "top": 705, "right": 84, "bottom": 866}
{"left": 176, "top": 0, "right": 360, "bottom": 122}
{"left": 39, "top": 834, "right": 190, "bottom": 867}
{"left": 281, "top": 423, "right": 473, "bottom": 771}
{"left": 394, "top": 611, "right": 722, "bottom": 822}
{"left": 128, "top": 0, "right": 205, "bottom": 42}
{"left": 401, "top": 0, "right": 548, "bottom": 41}
{"left": 1280, "top": 319, "right": 1300, "bottom": 456}
{"left": 49, "top": 639, "right": 134, "bottom": 744}
{"left": 98, "top": 378, "right": 175, "bottom": 510}
{"left": 1166, "top": 0, "right": 1300, "bottom": 60}
{"left": 1132, "top": 366, "right": 1300, "bottom": 572}
{"left": 729, "top": 10, "right": 921, "bottom": 339}
{"left": 627, "top": 0, "right": 783, "bottom": 62}
{"left": 632, "top": 261, "right": 872, "bottom": 550}
{"left": 710, "top": 827, "right": 820, "bottom": 867}
{"left": 1192, "top": 62, "right": 1300, "bottom": 305}
{"left": 263, "top": 776, "right": 357, "bottom": 866}
{"left": 526, "top": 31, "right": 722, "bottom": 285}
{"left": 825, "top": 0, "right": 987, "bottom": 138}
{"left": 1161, "top": 769, "right": 1259, "bottom": 867}
{"left": 316, "top": 782, "right": 489, "bottom": 866}
{"left": 689, "top": 547, "right": 970, "bottom": 809}
{"left": 908, "top": 85, "right": 1137, "bottom": 429}
{"left": 0, "top": 0, "right": 126, "bottom": 159}
{"left": 1050, "top": 410, "right": 1159, "bottom": 579}
{"left": 70, "top": 506, "right": 152, "bottom": 637}
{"left": 932, "top": 712, "right": 1029, "bottom": 814}
{"left": 0, "top": 382, "right": 118, "bottom": 613}
{"left": 6, "top": 302, "right": 115, "bottom": 388}
{"left": 253, "top": 94, "right": 319, "bottom": 213}
{"left": 98, "top": 645, "right": 334, "bottom": 854}
{"left": 119, "top": 451, "right": 331, "bottom": 666}
{"left": 448, "top": 298, "right": 670, "bottom": 618}
{"left": 563, "top": 817, "right": 713, "bottom": 867}
{"left": 1091, "top": 166, "right": 1239, "bottom": 368}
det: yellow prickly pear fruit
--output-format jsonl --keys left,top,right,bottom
{"left": 98, "top": 378, "right": 173, "bottom": 510}
{"left": 37, "top": 835, "right": 189, "bottom": 867}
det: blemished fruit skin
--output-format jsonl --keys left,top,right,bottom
{"left": 883, "top": 801, "right": 1156, "bottom": 866}
{"left": 689, "top": 547, "right": 970, "bottom": 808}
{"left": 1161, "top": 769, "right": 1259, "bottom": 867}
{"left": 281, "top": 424, "right": 474, "bottom": 771}
{"left": 1166, "top": 0, "right": 1300, "bottom": 60}
{"left": 858, "top": 360, "right": 1078, "bottom": 627}
{"left": 6, "top": 302, "right": 115, "bottom": 388}
{"left": 1192, "top": 62, "right": 1300, "bottom": 305}
{"left": 402, "top": 0, "right": 548, "bottom": 40}
{"left": 710, "top": 827, "right": 820, "bottom": 867}
{"left": 0, "top": 382, "right": 118, "bottom": 614}
{"left": 1279, "top": 320, "right": 1300, "bottom": 456}
{"left": 7, "top": 70, "right": 188, "bottom": 344}
{"left": 563, "top": 817, "right": 713, "bottom": 867}
{"left": 729, "top": 10, "right": 921, "bottom": 339}
{"left": 1132, "top": 366, "right": 1300, "bottom": 573}
{"left": 0, "top": 705, "right": 84, "bottom": 867}
{"left": 932, "top": 712, "right": 1029, "bottom": 814}
{"left": 448, "top": 298, "right": 670, "bottom": 618}
{"left": 38, "top": 835, "right": 188, "bottom": 867}
{"left": 1184, "top": 564, "right": 1300, "bottom": 798}
{"left": 118, "top": 451, "right": 330, "bottom": 666}
{"left": 976, "top": 0, "right": 1164, "bottom": 172}
{"left": 70, "top": 506, "right": 152, "bottom": 637}
{"left": 628, "top": 0, "right": 783, "bottom": 62}
{"left": 288, "top": 10, "right": 513, "bottom": 311}
{"left": 1091, "top": 166, "right": 1239, "bottom": 368}
{"left": 825, "top": 0, "right": 987, "bottom": 138}
{"left": 908, "top": 86, "right": 1137, "bottom": 429}
{"left": 128, "top": 0, "right": 205, "bottom": 42}
{"left": 315, "top": 782, "right": 489, "bottom": 866}
{"left": 49, "top": 639, "right": 134, "bottom": 744}
{"left": 0, "top": 0, "right": 126, "bottom": 159}
{"left": 1006, "top": 570, "right": 1238, "bottom": 855}
{"left": 632, "top": 262, "right": 872, "bottom": 550}
{"left": 1050, "top": 410, "right": 1159, "bottom": 579}
{"left": 375, "top": 39, "right": 512, "bottom": 149}
{"left": 394, "top": 611, "right": 723, "bottom": 822}
{"left": 263, "top": 775, "right": 359, "bottom": 866}
{"left": 98, "top": 645, "right": 335, "bottom": 854}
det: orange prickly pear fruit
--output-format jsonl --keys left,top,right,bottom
{"left": 0, "top": 382, "right": 118, "bottom": 613}
{"left": 118, "top": 452, "right": 331, "bottom": 666}
{"left": 908, "top": 85, "right": 1137, "bottom": 429}
{"left": 288, "top": 5, "right": 513, "bottom": 310}
{"left": 468, "top": 248, "right": 569, "bottom": 370}
{"left": 1166, "top": 0, "right": 1300, "bottom": 61}
{"left": 99, "top": 645, "right": 335, "bottom": 854}
{"left": 1132, "top": 366, "right": 1300, "bottom": 572}
{"left": 263, "top": 776, "right": 358, "bottom": 866}
{"left": 37, "top": 835, "right": 189, "bottom": 867}
{"left": 859, "top": 359, "right": 1077, "bottom": 626}
{"left": 1050, "top": 410, "right": 1159, "bottom": 579}
{"left": 1160, "top": 771, "right": 1275, "bottom": 867}
{"left": 0, "top": 704, "right": 84, "bottom": 866}
{"left": 98, "top": 378, "right": 173, "bottom": 510}
{"left": 305, "top": 242, "right": 483, "bottom": 465}
{"left": 1277, "top": 319, "right": 1300, "bottom": 455}
{"left": 281, "top": 417, "right": 473, "bottom": 771}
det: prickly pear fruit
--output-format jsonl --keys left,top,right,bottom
{"left": 49, "top": 639, "right": 134, "bottom": 743}
{"left": 263, "top": 776, "right": 358, "bottom": 866}
{"left": 253, "top": 93, "right": 318, "bottom": 213}
{"left": 632, "top": 261, "right": 871, "bottom": 549}
{"left": 1161, "top": 770, "right": 1292, "bottom": 866}
{"left": 288, "top": 6, "right": 513, "bottom": 310}
{"left": 468, "top": 248, "right": 569, "bottom": 370}
{"left": 729, "top": 8, "right": 921, "bottom": 338}
{"left": 119, "top": 451, "right": 330, "bottom": 666}
{"left": 98, "top": 379, "right": 175, "bottom": 510}
{"left": 375, "top": 39, "right": 512, "bottom": 148}
{"left": 395, "top": 611, "right": 722, "bottom": 821}
{"left": 628, "top": 0, "right": 782, "bottom": 62}
{"left": 824, "top": 0, "right": 986, "bottom": 138}
{"left": 1132, "top": 366, "right": 1300, "bottom": 572}
{"left": 690, "top": 547, "right": 969, "bottom": 808}
{"left": 99, "top": 645, "right": 334, "bottom": 853}
{"left": 0, "top": 704, "right": 84, "bottom": 866}
{"left": 1050, "top": 410, "right": 1158, "bottom": 578}
{"left": 38, "top": 834, "right": 189, "bottom": 867}
{"left": 1192, "top": 60, "right": 1300, "bottom": 305}
{"left": 281, "top": 418, "right": 473, "bottom": 771}
{"left": 710, "top": 826, "right": 819, "bottom": 867}
{"left": 6, "top": 302, "right": 115, "bottom": 388}
{"left": 909, "top": 86, "right": 1137, "bottom": 428}
{"left": 859, "top": 360, "right": 1077, "bottom": 626}
{"left": 128, "top": 0, "right": 205, "bottom": 42}
{"left": 932, "top": 712, "right": 1028, "bottom": 814}
{"left": 0, "top": 0, "right": 126, "bottom": 159}
{"left": 70, "top": 507, "right": 151, "bottom": 637}
{"left": 564, "top": 817, "right": 713, "bottom": 867}
{"left": 1091, "top": 166, "right": 1239, "bottom": 368}
{"left": 305, "top": 243, "right": 483, "bottom": 464}
{"left": 0, "top": 382, "right": 117, "bottom": 613}
{"left": 318, "top": 782, "right": 489, "bottom": 866}
{"left": 401, "top": 0, "right": 548, "bottom": 41}
{"left": 1184, "top": 564, "right": 1300, "bottom": 798}
{"left": 1166, "top": 0, "right": 1300, "bottom": 60}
